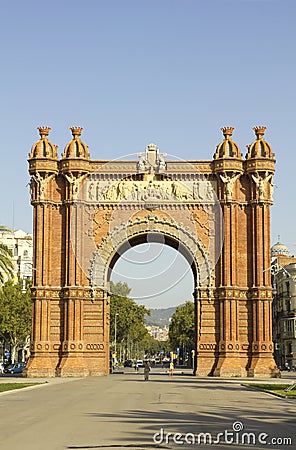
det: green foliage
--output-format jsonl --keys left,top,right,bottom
{"left": 110, "top": 281, "right": 131, "bottom": 297}
{"left": 0, "top": 278, "right": 32, "bottom": 360}
{"left": 0, "top": 242, "right": 14, "bottom": 284}
{"left": 0, "top": 383, "right": 42, "bottom": 393}
{"left": 169, "top": 300, "right": 195, "bottom": 351}
{"left": 141, "top": 333, "right": 170, "bottom": 355}
{"left": 246, "top": 383, "right": 296, "bottom": 391}
{"left": 244, "top": 383, "right": 296, "bottom": 398}
{"left": 110, "top": 281, "right": 151, "bottom": 358}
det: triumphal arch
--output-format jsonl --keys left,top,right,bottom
{"left": 25, "top": 125, "right": 278, "bottom": 377}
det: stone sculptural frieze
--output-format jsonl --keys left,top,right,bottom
{"left": 86, "top": 178, "right": 217, "bottom": 204}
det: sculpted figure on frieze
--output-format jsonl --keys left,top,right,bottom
{"left": 65, "top": 173, "right": 85, "bottom": 200}
{"left": 31, "top": 172, "right": 52, "bottom": 202}
{"left": 137, "top": 144, "right": 167, "bottom": 173}
{"left": 85, "top": 177, "right": 218, "bottom": 204}
{"left": 252, "top": 172, "right": 274, "bottom": 202}
{"left": 219, "top": 173, "right": 240, "bottom": 202}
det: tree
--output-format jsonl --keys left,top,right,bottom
{"left": 0, "top": 226, "right": 14, "bottom": 284}
{"left": 0, "top": 278, "right": 32, "bottom": 362}
{"left": 110, "top": 281, "right": 131, "bottom": 297}
{"left": 141, "top": 333, "right": 170, "bottom": 357}
{"left": 109, "top": 281, "right": 150, "bottom": 360}
{"left": 169, "top": 301, "right": 195, "bottom": 359}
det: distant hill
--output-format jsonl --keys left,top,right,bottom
{"left": 145, "top": 305, "right": 184, "bottom": 327}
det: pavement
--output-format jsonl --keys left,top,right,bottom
{"left": 0, "top": 370, "right": 295, "bottom": 450}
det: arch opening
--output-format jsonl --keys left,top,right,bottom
{"left": 90, "top": 215, "right": 212, "bottom": 294}
{"left": 110, "top": 240, "right": 196, "bottom": 307}
{"left": 107, "top": 237, "right": 197, "bottom": 372}
{"left": 108, "top": 233, "right": 198, "bottom": 292}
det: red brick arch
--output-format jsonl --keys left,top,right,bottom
{"left": 24, "top": 127, "right": 279, "bottom": 378}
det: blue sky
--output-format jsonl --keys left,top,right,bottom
{"left": 1, "top": 0, "right": 295, "bottom": 307}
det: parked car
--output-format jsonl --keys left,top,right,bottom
{"left": 136, "top": 359, "right": 144, "bottom": 368}
{"left": 123, "top": 359, "right": 133, "bottom": 367}
{"left": 6, "top": 363, "right": 26, "bottom": 374}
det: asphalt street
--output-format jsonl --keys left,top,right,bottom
{"left": 0, "top": 371, "right": 295, "bottom": 450}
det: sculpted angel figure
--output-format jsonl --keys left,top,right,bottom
{"left": 65, "top": 173, "right": 84, "bottom": 200}
{"left": 31, "top": 172, "right": 50, "bottom": 202}
{"left": 252, "top": 173, "right": 273, "bottom": 201}
{"left": 219, "top": 173, "right": 240, "bottom": 202}
{"left": 137, "top": 152, "right": 148, "bottom": 171}
{"left": 157, "top": 152, "right": 167, "bottom": 170}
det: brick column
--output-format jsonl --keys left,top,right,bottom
{"left": 247, "top": 203, "right": 278, "bottom": 376}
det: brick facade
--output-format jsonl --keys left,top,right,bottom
{"left": 24, "top": 126, "right": 279, "bottom": 377}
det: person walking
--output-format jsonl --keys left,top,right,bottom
{"left": 144, "top": 360, "right": 150, "bottom": 381}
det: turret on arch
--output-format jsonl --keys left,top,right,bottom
{"left": 24, "top": 126, "right": 279, "bottom": 378}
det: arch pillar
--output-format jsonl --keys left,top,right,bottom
{"left": 55, "top": 288, "right": 110, "bottom": 376}
{"left": 194, "top": 287, "right": 220, "bottom": 376}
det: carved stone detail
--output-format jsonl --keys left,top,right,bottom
{"left": 85, "top": 178, "right": 217, "bottom": 204}
{"left": 30, "top": 173, "right": 54, "bottom": 202}
{"left": 137, "top": 143, "right": 167, "bottom": 172}
{"left": 64, "top": 173, "right": 86, "bottom": 201}
{"left": 251, "top": 172, "right": 274, "bottom": 202}
{"left": 91, "top": 214, "right": 213, "bottom": 291}
{"left": 219, "top": 173, "right": 240, "bottom": 202}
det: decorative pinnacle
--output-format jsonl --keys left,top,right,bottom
{"left": 38, "top": 126, "right": 51, "bottom": 139}
{"left": 70, "top": 126, "right": 83, "bottom": 138}
{"left": 253, "top": 126, "right": 266, "bottom": 139}
{"left": 221, "top": 127, "right": 234, "bottom": 139}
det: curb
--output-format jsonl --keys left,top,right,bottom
{"left": 241, "top": 383, "right": 296, "bottom": 399}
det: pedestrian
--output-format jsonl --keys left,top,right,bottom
{"left": 144, "top": 360, "right": 150, "bottom": 381}
{"left": 169, "top": 360, "right": 174, "bottom": 377}
{"left": 134, "top": 362, "right": 138, "bottom": 372}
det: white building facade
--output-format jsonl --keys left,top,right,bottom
{"left": 272, "top": 241, "right": 296, "bottom": 370}
{"left": 0, "top": 229, "right": 33, "bottom": 281}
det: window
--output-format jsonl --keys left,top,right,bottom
{"left": 286, "top": 320, "right": 294, "bottom": 338}
{"left": 286, "top": 299, "right": 291, "bottom": 312}
{"left": 286, "top": 342, "right": 292, "bottom": 355}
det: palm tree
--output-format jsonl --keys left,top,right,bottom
{"left": 0, "top": 226, "right": 14, "bottom": 283}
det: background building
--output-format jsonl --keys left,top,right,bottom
{"left": 271, "top": 241, "right": 296, "bottom": 369}
{"left": 146, "top": 325, "right": 169, "bottom": 341}
{"left": 0, "top": 229, "right": 33, "bottom": 281}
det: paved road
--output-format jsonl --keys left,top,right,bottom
{"left": 0, "top": 372, "right": 295, "bottom": 450}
